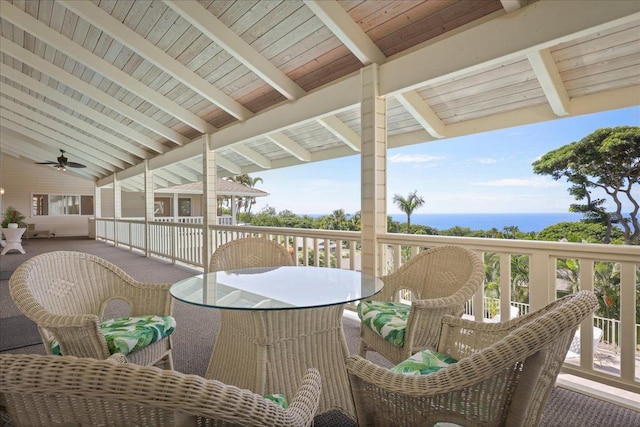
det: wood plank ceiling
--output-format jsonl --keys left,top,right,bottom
{"left": 0, "top": 0, "right": 638, "bottom": 192}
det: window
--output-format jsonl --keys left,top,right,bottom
{"left": 179, "top": 198, "right": 192, "bottom": 216}
{"left": 32, "top": 194, "right": 94, "bottom": 216}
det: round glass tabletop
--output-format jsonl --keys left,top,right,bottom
{"left": 170, "top": 266, "right": 383, "bottom": 310}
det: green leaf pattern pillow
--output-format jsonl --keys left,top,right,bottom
{"left": 51, "top": 315, "right": 176, "bottom": 356}
{"left": 357, "top": 300, "right": 410, "bottom": 347}
{"left": 264, "top": 394, "right": 288, "bottom": 408}
{"left": 390, "top": 349, "right": 457, "bottom": 376}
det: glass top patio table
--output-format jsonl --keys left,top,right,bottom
{"left": 170, "top": 265, "right": 384, "bottom": 310}
{"left": 170, "top": 265, "right": 383, "bottom": 417}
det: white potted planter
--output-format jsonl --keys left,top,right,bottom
{"left": 7, "top": 223, "right": 18, "bottom": 229}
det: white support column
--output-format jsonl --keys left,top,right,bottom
{"left": 144, "top": 160, "right": 154, "bottom": 256}
{"left": 91, "top": 183, "right": 101, "bottom": 240}
{"left": 360, "top": 64, "right": 387, "bottom": 277}
{"left": 172, "top": 193, "right": 179, "bottom": 221}
{"left": 93, "top": 184, "right": 101, "bottom": 218}
{"left": 231, "top": 196, "right": 237, "bottom": 226}
{"left": 202, "top": 135, "right": 217, "bottom": 272}
{"left": 113, "top": 174, "right": 121, "bottom": 245}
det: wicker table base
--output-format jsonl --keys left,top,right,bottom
{"left": 205, "top": 304, "right": 355, "bottom": 417}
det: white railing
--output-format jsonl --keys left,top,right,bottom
{"left": 94, "top": 218, "right": 639, "bottom": 395}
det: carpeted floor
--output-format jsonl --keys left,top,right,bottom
{"left": 1, "top": 237, "right": 638, "bottom": 426}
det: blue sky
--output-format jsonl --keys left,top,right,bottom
{"left": 251, "top": 106, "right": 639, "bottom": 215}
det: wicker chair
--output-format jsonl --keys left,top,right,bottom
{"left": 358, "top": 245, "right": 484, "bottom": 365}
{"left": 210, "top": 237, "right": 294, "bottom": 271}
{"left": 347, "top": 290, "right": 599, "bottom": 427}
{"left": 8, "top": 251, "right": 175, "bottom": 369}
{"left": 0, "top": 353, "right": 321, "bottom": 427}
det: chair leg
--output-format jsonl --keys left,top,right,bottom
{"left": 162, "top": 351, "right": 174, "bottom": 370}
{"left": 358, "top": 340, "right": 368, "bottom": 358}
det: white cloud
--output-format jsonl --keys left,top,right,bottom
{"left": 389, "top": 154, "right": 445, "bottom": 163}
{"left": 474, "top": 157, "right": 497, "bottom": 164}
{"left": 470, "top": 177, "right": 561, "bottom": 188}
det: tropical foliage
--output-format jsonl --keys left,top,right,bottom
{"left": 532, "top": 126, "right": 640, "bottom": 245}
{"left": 392, "top": 190, "right": 425, "bottom": 234}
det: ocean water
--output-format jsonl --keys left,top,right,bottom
{"left": 389, "top": 212, "right": 586, "bottom": 233}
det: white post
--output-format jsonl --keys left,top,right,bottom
{"left": 202, "top": 135, "right": 217, "bottom": 272}
{"left": 360, "top": 63, "right": 387, "bottom": 277}
{"left": 113, "top": 174, "right": 121, "bottom": 245}
{"left": 144, "top": 160, "right": 154, "bottom": 256}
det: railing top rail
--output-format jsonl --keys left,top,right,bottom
{"left": 210, "top": 224, "right": 361, "bottom": 240}
{"left": 378, "top": 233, "right": 640, "bottom": 262}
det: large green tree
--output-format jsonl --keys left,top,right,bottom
{"left": 532, "top": 126, "right": 640, "bottom": 244}
{"left": 393, "top": 190, "right": 425, "bottom": 234}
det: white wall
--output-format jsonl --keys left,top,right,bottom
{"left": 0, "top": 154, "right": 95, "bottom": 237}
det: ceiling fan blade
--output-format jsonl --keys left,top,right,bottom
{"left": 36, "top": 161, "right": 59, "bottom": 165}
{"left": 66, "top": 162, "right": 87, "bottom": 168}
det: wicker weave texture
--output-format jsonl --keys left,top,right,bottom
{"left": 359, "top": 245, "right": 485, "bottom": 364}
{"left": 207, "top": 305, "right": 355, "bottom": 417}
{"left": 8, "top": 251, "right": 174, "bottom": 368}
{"left": 347, "top": 290, "right": 599, "bottom": 427}
{"left": 206, "top": 237, "right": 355, "bottom": 417}
{"left": 0, "top": 353, "right": 321, "bottom": 427}
{"left": 209, "top": 237, "right": 294, "bottom": 272}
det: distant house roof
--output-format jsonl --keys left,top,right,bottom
{"left": 157, "top": 180, "right": 268, "bottom": 198}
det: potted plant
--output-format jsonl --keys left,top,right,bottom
{"left": 2, "top": 206, "right": 26, "bottom": 229}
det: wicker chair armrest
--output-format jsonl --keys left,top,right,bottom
{"left": 125, "top": 281, "right": 174, "bottom": 317}
{"left": 437, "top": 314, "right": 528, "bottom": 358}
{"left": 106, "top": 353, "right": 129, "bottom": 364}
{"left": 346, "top": 353, "right": 516, "bottom": 397}
{"left": 283, "top": 368, "right": 323, "bottom": 425}
{"left": 41, "top": 315, "right": 111, "bottom": 359}
{"left": 37, "top": 312, "right": 100, "bottom": 329}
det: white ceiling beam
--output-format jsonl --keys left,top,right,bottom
{"left": 1, "top": 2, "right": 215, "bottom": 134}
{"left": 181, "top": 157, "right": 205, "bottom": 175}
{"left": 148, "top": 139, "right": 204, "bottom": 171}
{"left": 163, "top": 0, "right": 305, "bottom": 101}
{"left": 229, "top": 145, "right": 272, "bottom": 169}
{"left": 58, "top": 0, "right": 251, "bottom": 122}
{"left": 1, "top": 127, "right": 89, "bottom": 169}
{"left": 0, "top": 121, "right": 109, "bottom": 177}
{"left": 216, "top": 156, "right": 242, "bottom": 175}
{"left": 153, "top": 169, "right": 184, "bottom": 187}
{"left": 380, "top": 1, "right": 640, "bottom": 95}
{"left": 0, "top": 108, "right": 125, "bottom": 172}
{"left": 0, "top": 83, "right": 141, "bottom": 163}
{"left": 395, "top": 91, "right": 447, "bottom": 138}
{"left": 266, "top": 132, "right": 311, "bottom": 162}
{"left": 0, "top": 38, "right": 188, "bottom": 146}
{"left": 527, "top": 48, "right": 570, "bottom": 116}
{"left": 211, "top": 76, "right": 360, "bottom": 149}
{"left": 3, "top": 140, "right": 98, "bottom": 180}
{"left": 162, "top": 164, "right": 200, "bottom": 182}
{"left": 317, "top": 115, "right": 361, "bottom": 151}
{"left": 0, "top": 102, "right": 126, "bottom": 170}
{"left": 448, "top": 85, "right": 640, "bottom": 139}
{"left": 304, "top": 0, "right": 386, "bottom": 65}
{"left": 1, "top": 65, "right": 166, "bottom": 154}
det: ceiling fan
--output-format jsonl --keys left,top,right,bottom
{"left": 36, "top": 149, "right": 87, "bottom": 171}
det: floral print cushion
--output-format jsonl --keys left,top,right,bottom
{"left": 51, "top": 315, "right": 176, "bottom": 356}
{"left": 390, "top": 349, "right": 457, "bottom": 376}
{"left": 264, "top": 393, "right": 288, "bottom": 408}
{"left": 357, "top": 300, "right": 410, "bottom": 347}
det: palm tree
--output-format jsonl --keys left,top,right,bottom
{"left": 393, "top": 190, "right": 425, "bottom": 234}
{"left": 229, "top": 174, "right": 263, "bottom": 217}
